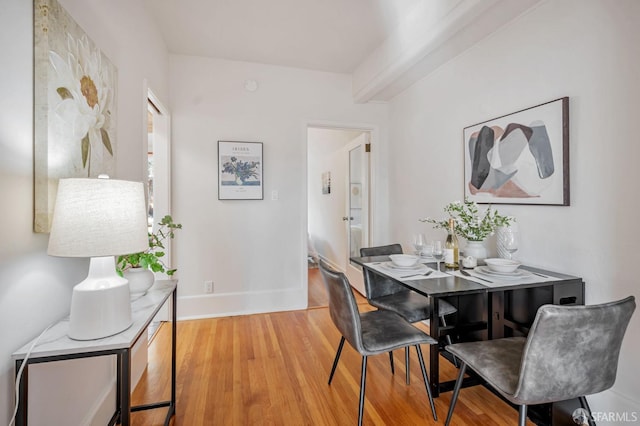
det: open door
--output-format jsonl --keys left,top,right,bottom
{"left": 343, "top": 134, "right": 370, "bottom": 294}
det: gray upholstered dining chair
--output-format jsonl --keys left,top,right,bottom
{"left": 318, "top": 260, "right": 438, "bottom": 426}
{"left": 444, "top": 296, "right": 636, "bottom": 426}
{"left": 360, "top": 244, "right": 458, "bottom": 382}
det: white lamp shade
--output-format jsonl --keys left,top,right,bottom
{"left": 47, "top": 178, "right": 149, "bottom": 340}
{"left": 48, "top": 178, "right": 149, "bottom": 257}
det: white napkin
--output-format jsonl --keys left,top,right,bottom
{"left": 449, "top": 269, "right": 557, "bottom": 287}
{"left": 365, "top": 262, "right": 448, "bottom": 281}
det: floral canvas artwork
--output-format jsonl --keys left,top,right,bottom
{"left": 218, "top": 141, "right": 263, "bottom": 200}
{"left": 34, "top": 0, "right": 117, "bottom": 232}
{"left": 463, "top": 98, "right": 569, "bottom": 206}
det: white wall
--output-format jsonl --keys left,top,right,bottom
{"left": 0, "top": 0, "right": 169, "bottom": 423}
{"left": 169, "top": 55, "right": 388, "bottom": 318}
{"left": 387, "top": 0, "right": 640, "bottom": 420}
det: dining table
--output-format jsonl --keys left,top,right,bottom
{"left": 349, "top": 254, "right": 585, "bottom": 403}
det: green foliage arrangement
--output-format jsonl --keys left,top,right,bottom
{"left": 117, "top": 215, "right": 182, "bottom": 276}
{"left": 420, "top": 198, "right": 513, "bottom": 241}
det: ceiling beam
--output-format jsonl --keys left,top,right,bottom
{"left": 352, "top": 0, "right": 543, "bottom": 103}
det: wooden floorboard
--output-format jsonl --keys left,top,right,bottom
{"left": 130, "top": 294, "right": 533, "bottom": 425}
{"left": 307, "top": 266, "right": 328, "bottom": 308}
{"left": 307, "top": 266, "right": 368, "bottom": 309}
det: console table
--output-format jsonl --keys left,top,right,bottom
{"left": 12, "top": 280, "right": 177, "bottom": 426}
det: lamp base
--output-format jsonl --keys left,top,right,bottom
{"left": 68, "top": 256, "right": 133, "bottom": 340}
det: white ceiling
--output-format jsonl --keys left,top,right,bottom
{"left": 142, "top": 0, "right": 430, "bottom": 74}
{"left": 142, "top": 0, "right": 540, "bottom": 101}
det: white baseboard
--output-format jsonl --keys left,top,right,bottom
{"left": 587, "top": 388, "right": 640, "bottom": 425}
{"left": 86, "top": 378, "right": 116, "bottom": 426}
{"left": 85, "top": 336, "right": 148, "bottom": 425}
{"left": 178, "top": 287, "right": 307, "bottom": 320}
{"left": 316, "top": 255, "right": 343, "bottom": 272}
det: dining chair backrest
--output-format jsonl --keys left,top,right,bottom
{"left": 318, "top": 260, "right": 365, "bottom": 354}
{"left": 360, "top": 244, "right": 404, "bottom": 300}
{"left": 513, "top": 296, "right": 636, "bottom": 405}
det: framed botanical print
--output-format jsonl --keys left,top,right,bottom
{"left": 218, "top": 141, "right": 263, "bottom": 200}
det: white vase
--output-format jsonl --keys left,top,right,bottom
{"left": 463, "top": 240, "right": 487, "bottom": 260}
{"left": 124, "top": 268, "right": 155, "bottom": 299}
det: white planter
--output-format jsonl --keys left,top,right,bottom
{"left": 463, "top": 240, "right": 488, "bottom": 260}
{"left": 124, "top": 268, "right": 155, "bottom": 299}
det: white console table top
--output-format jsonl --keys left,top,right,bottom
{"left": 12, "top": 280, "right": 177, "bottom": 360}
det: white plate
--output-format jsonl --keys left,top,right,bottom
{"left": 382, "top": 262, "right": 425, "bottom": 271}
{"left": 474, "top": 266, "right": 532, "bottom": 279}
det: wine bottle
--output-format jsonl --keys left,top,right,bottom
{"left": 444, "top": 218, "right": 459, "bottom": 269}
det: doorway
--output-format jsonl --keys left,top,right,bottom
{"left": 307, "top": 126, "right": 372, "bottom": 306}
{"left": 146, "top": 89, "right": 171, "bottom": 324}
{"left": 147, "top": 91, "right": 171, "bottom": 241}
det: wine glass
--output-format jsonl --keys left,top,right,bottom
{"left": 412, "top": 234, "right": 426, "bottom": 256}
{"left": 432, "top": 241, "right": 444, "bottom": 271}
{"left": 500, "top": 228, "right": 519, "bottom": 260}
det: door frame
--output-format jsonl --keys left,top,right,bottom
{"left": 303, "top": 120, "right": 378, "bottom": 297}
{"left": 146, "top": 87, "right": 172, "bottom": 267}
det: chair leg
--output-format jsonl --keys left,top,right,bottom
{"left": 358, "top": 356, "right": 368, "bottom": 426}
{"left": 445, "top": 361, "right": 467, "bottom": 426}
{"left": 405, "top": 347, "right": 410, "bottom": 384}
{"left": 440, "top": 315, "right": 458, "bottom": 368}
{"left": 328, "top": 336, "right": 345, "bottom": 385}
{"left": 415, "top": 345, "right": 438, "bottom": 421}
{"left": 388, "top": 351, "right": 395, "bottom": 374}
{"left": 579, "top": 396, "right": 596, "bottom": 426}
{"left": 518, "top": 405, "right": 528, "bottom": 426}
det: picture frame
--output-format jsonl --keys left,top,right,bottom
{"left": 33, "top": 0, "right": 118, "bottom": 232}
{"left": 322, "top": 171, "right": 331, "bottom": 194}
{"left": 218, "top": 141, "right": 263, "bottom": 200}
{"left": 463, "top": 97, "right": 569, "bottom": 206}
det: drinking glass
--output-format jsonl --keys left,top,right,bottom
{"left": 432, "top": 241, "right": 444, "bottom": 271}
{"left": 422, "top": 241, "right": 434, "bottom": 258}
{"left": 412, "top": 234, "right": 426, "bottom": 256}
{"left": 500, "top": 228, "right": 519, "bottom": 260}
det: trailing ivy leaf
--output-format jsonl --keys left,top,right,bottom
{"left": 100, "top": 128, "right": 113, "bottom": 156}
{"left": 56, "top": 87, "right": 73, "bottom": 100}
{"left": 81, "top": 134, "right": 90, "bottom": 168}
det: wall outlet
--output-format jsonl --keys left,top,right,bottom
{"left": 204, "top": 280, "right": 214, "bottom": 293}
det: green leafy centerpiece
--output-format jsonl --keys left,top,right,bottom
{"left": 420, "top": 198, "right": 513, "bottom": 242}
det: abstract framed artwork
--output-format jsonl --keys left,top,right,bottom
{"left": 218, "top": 141, "right": 263, "bottom": 200}
{"left": 34, "top": 0, "right": 117, "bottom": 232}
{"left": 464, "top": 97, "right": 569, "bottom": 206}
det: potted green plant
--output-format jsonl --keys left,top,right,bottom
{"left": 117, "top": 214, "right": 182, "bottom": 298}
{"left": 420, "top": 198, "right": 513, "bottom": 259}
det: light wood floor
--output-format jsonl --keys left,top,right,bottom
{"left": 308, "top": 266, "right": 330, "bottom": 308}
{"left": 130, "top": 270, "right": 531, "bottom": 425}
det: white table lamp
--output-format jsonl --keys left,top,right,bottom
{"left": 48, "top": 177, "right": 149, "bottom": 340}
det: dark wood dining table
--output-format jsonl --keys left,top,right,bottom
{"left": 349, "top": 255, "right": 585, "bottom": 400}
